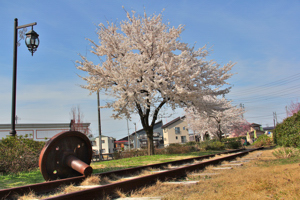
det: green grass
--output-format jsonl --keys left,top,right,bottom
{"left": 91, "top": 151, "right": 221, "bottom": 173}
{"left": 0, "top": 169, "right": 44, "bottom": 189}
{"left": 0, "top": 150, "right": 221, "bottom": 189}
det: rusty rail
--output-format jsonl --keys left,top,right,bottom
{"left": 43, "top": 147, "right": 262, "bottom": 200}
{"left": 0, "top": 148, "right": 260, "bottom": 199}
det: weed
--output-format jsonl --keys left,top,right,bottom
{"left": 272, "top": 147, "right": 300, "bottom": 158}
{"left": 80, "top": 175, "right": 100, "bottom": 186}
{"left": 130, "top": 149, "right": 300, "bottom": 199}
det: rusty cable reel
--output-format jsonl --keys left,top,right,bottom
{"left": 39, "top": 131, "right": 93, "bottom": 181}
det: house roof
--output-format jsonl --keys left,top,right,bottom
{"left": 263, "top": 126, "right": 274, "bottom": 131}
{"left": 132, "top": 120, "right": 162, "bottom": 135}
{"left": 0, "top": 123, "right": 90, "bottom": 129}
{"left": 161, "top": 116, "right": 186, "bottom": 129}
{"left": 94, "top": 135, "right": 114, "bottom": 139}
{"left": 250, "top": 123, "right": 261, "bottom": 127}
{"left": 117, "top": 120, "right": 163, "bottom": 141}
{"left": 115, "top": 140, "right": 128, "bottom": 143}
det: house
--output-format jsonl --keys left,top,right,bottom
{"left": 161, "top": 116, "right": 189, "bottom": 146}
{"left": 118, "top": 121, "right": 164, "bottom": 149}
{"left": 114, "top": 140, "right": 128, "bottom": 151}
{"left": 0, "top": 122, "right": 90, "bottom": 141}
{"left": 247, "top": 123, "right": 265, "bottom": 143}
{"left": 263, "top": 126, "right": 274, "bottom": 131}
{"left": 263, "top": 126, "right": 274, "bottom": 138}
{"left": 91, "top": 135, "right": 115, "bottom": 154}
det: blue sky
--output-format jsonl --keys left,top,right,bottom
{"left": 1, "top": 0, "right": 300, "bottom": 139}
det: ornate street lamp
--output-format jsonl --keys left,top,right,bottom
{"left": 10, "top": 18, "right": 40, "bottom": 136}
{"left": 25, "top": 29, "right": 40, "bottom": 56}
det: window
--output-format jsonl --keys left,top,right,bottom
{"left": 153, "top": 132, "right": 159, "bottom": 137}
{"left": 183, "top": 127, "right": 185, "bottom": 130}
{"left": 102, "top": 140, "right": 105, "bottom": 143}
{"left": 175, "top": 127, "right": 180, "bottom": 134}
{"left": 176, "top": 136, "right": 178, "bottom": 140}
{"left": 181, "top": 136, "right": 187, "bottom": 143}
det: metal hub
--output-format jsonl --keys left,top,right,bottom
{"left": 39, "top": 131, "right": 93, "bottom": 181}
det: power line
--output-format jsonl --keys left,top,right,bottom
{"left": 230, "top": 84, "right": 300, "bottom": 102}
{"left": 230, "top": 72, "right": 300, "bottom": 96}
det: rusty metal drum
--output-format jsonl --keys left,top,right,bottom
{"left": 39, "top": 131, "right": 93, "bottom": 181}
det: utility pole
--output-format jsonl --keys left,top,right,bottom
{"left": 15, "top": 115, "right": 20, "bottom": 124}
{"left": 273, "top": 112, "right": 278, "bottom": 127}
{"left": 240, "top": 103, "right": 244, "bottom": 119}
{"left": 273, "top": 112, "right": 275, "bottom": 128}
{"left": 134, "top": 122, "right": 137, "bottom": 149}
{"left": 127, "top": 118, "right": 131, "bottom": 151}
{"left": 97, "top": 90, "right": 102, "bottom": 160}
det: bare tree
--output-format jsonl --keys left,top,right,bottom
{"left": 77, "top": 9, "right": 234, "bottom": 155}
{"left": 70, "top": 105, "right": 91, "bottom": 136}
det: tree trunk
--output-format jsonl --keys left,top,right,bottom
{"left": 145, "top": 128, "right": 154, "bottom": 155}
{"left": 135, "top": 100, "right": 166, "bottom": 156}
{"left": 217, "top": 122, "right": 222, "bottom": 141}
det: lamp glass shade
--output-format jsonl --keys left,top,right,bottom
{"left": 25, "top": 29, "right": 39, "bottom": 55}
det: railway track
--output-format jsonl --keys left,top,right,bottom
{"left": 0, "top": 147, "right": 262, "bottom": 199}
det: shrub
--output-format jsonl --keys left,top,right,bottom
{"left": 199, "top": 140, "right": 225, "bottom": 150}
{"left": 222, "top": 137, "right": 243, "bottom": 149}
{"left": 113, "top": 149, "right": 147, "bottom": 159}
{"left": 165, "top": 144, "right": 195, "bottom": 154}
{"left": 0, "top": 135, "right": 45, "bottom": 174}
{"left": 253, "top": 134, "right": 273, "bottom": 147}
{"left": 272, "top": 147, "right": 300, "bottom": 158}
{"left": 184, "top": 141, "right": 197, "bottom": 146}
{"left": 224, "top": 140, "right": 242, "bottom": 149}
{"left": 274, "top": 111, "right": 300, "bottom": 148}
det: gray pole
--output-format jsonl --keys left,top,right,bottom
{"left": 127, "top": 118, "right": 130, "bottom": 151}
{"left": 134, "top": 122, "right": 137, "bottom": 149}
{"left": 97, "top": 90, "right": 102, "bottom": 160}
{"left": 10, "top": 19, "right": 37, "bottom": 136}
{"left": 10, "top": 18, "right": 18, "bottom": 136}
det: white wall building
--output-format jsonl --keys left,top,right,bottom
{"left": 92, "top": 135, "right": 115, "bottom": 154}
{"left": 161, "top": 116, "right": 190, "bottom": 146}
{"left": 0, "top": 123, "right": 90, "bottom": 141}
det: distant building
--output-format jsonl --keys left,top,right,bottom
{"left": 263, "top": 126, "right": 274, "bottom": 131}
{"left": 118, "top": 121, "right": 164, "bottom": 149}
{"left": 114, "top": 140, "right": 128, "bottom": 151}
{"left": 91, "top": 135, "right": 115, "bottom": 154}
{"left": 247, "top": 123, "right": 265, "bottom": 143}
{"left": 0, "top": 122, "right": 90, "bottom": 141}
{"left": 161, "top": 116, "right": 189, "bottom": 146}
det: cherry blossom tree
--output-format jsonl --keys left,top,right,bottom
{"left": 230, "top": 121, "right": 251, "bottom": 137}
{"left": 77, "top": 10, "right": 234, "bottom": 155}
{"left": 185, "top": 97, "right": 245, "bottom": 141}
{"left": 286, "top": 100, "right": 300, "bottom": 117}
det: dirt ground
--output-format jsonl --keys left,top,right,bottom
{"left": 127, "top": 148, "right": 300, "bottom": 200}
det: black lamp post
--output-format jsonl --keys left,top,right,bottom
{"left": 10, "top": 18, "right": 39, "bottom": 136}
